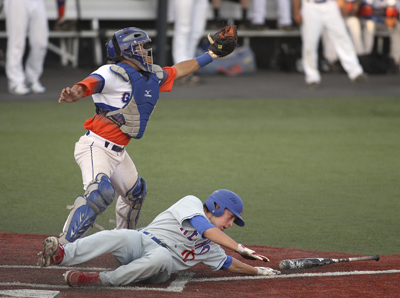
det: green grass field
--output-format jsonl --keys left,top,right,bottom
{"left": 1, "top": 97, "right": 399, "bottom": 255}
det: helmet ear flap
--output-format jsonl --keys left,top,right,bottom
{"left": 106, "top": 35, "right": 123, "bottom": 63}
{"left": 213, "top": 202, "right": 224, "bottom": 216}
{"left": 112, "top": 35, "right": 121, "bottom": 56}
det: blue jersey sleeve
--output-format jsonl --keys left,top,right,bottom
{"left": 187, "top": 215, "right": 215, "bottom": 238}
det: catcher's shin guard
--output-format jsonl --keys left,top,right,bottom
{"left": 121, "top": 177, "right": 147, "bottom": 229}
{"left": 59, "top": 173, "right": 115, "bottom": 244}
{"left": 84, "top": 173, "right": 115, "bottom": 215}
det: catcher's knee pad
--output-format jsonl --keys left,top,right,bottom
{"left": 62, "top": 196, "right": 98, "bottom": 243}
{"left": 125, "top": 177, "right": 147, "bottom": 229}
{"left": 61, "top": 173, "right": 115, "bottom": 243}
{"left": 84, "top": 173, "right": 115, "bottom": 215}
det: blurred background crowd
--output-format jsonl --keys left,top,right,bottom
{"left": 0, "top": 0, "right": 399, "bottom": 94}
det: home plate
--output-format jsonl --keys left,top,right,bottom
{"left": 0, "top": 289, "right": 60, "bottom": 298}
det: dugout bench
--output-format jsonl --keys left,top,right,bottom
{"left": 0, "top": 0, "right": 291, "bottom": 67}
{"left": 0, "top": 0, "right": 391, "bottom": 68}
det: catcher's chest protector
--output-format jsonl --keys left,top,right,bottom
{"left": 107, "top": 63, "right": 160, "bottom": 139}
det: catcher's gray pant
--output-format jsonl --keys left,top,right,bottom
{"left": 61, "top": 229, "right": 172, "bottom": 286}
{"left": 4, "top": 0, "right": 49, "bottom": 89}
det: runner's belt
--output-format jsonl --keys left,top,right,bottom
{"left": 143, "top": 232, "right": 168, "bottom": 248}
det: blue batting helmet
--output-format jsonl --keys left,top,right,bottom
{"left": 205, "top": 189, "right": 245, "bottom": 227}
{"left": 106, "top": 27, "right": 153, "bottom": 72}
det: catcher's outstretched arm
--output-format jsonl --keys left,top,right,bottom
{"left": 172, "top": 25, "right": 237, "bottom": 80}
{"left": 172, "top": 52, "right": 216, "bottom": 80}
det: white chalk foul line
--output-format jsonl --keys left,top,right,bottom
{"left": 0, "top": 289, "right": 61, "bottom": 298}
{"left": 0, "top": 267, "right": 195, "bottom": 293}
{"left": 1, "top": 265, "right": 399, "bottom": 293}
{"left": 190, "top": 269, "right": 400, "bottom": 282}
{"left": 0, "top": 265, "right": 112, "bottom": 271}
{"left": 0, "top": 282, "right": 182, "bottom": 292}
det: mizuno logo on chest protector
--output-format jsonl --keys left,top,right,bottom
{"left": 106, "top": 63, "right": 161, "bottom": 139}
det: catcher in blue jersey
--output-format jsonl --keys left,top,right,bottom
{"left": 38, "top": 189, "right": 280, "bottom": 287}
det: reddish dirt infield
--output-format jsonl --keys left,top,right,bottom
{"left": 1, "top": 232, "right": 399, "bottom": 297}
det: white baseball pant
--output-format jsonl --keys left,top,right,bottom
{"left": 4, "top": 0, "right": 48, "bottom": 89}
{"left": 252, "top": 0, "right": 292, "bottom": 26}
{"left": 172, "top": 0, "right": 209, "bottom": 64}
{"left": 74, "top": 132, "right": 139, "bottom": 229}
{"left": 301, "top": 0, "right": 363, "bottom": 83}
{"left": 322, "top": 16, "right": 366, "bottom": 63}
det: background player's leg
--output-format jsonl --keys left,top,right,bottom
{"left": 301, "top": 3, "right": 324, "bottom": 84}
{"left": 323, "top": 2, "right": 363, "bottom": 80}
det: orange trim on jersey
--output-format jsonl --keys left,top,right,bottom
{"left": 160, "top": 67, "right": 177, "bottom": 92}
{"left": 75, "top": 74, "right": 105, "bottom": 97}
{"left": 84, "top": 115, "right": 131, "bottom": 145}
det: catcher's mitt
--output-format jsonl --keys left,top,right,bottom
{"left": 207, "top": 25, "right": 238, "bottom": 57}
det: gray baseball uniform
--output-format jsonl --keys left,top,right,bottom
{"left": 59, "top": 195, "right": 228, "bottom": 286}
{"left": 142, "top": 195, "right": 228, "bottom": 272}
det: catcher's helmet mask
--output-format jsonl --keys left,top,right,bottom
{"left": 205, "top": 189, "right": 245, "bottom": 227}
{"left": 106, "top": 27, "right": 153, "bottom": 73}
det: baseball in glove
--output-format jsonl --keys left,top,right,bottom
{"left": 207, "top": 25, "right": 238, "bottom": 58}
